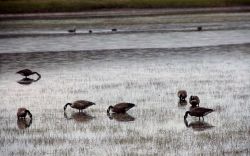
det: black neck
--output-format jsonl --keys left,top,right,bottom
{"left": 107, "top": 106, "right": 113, "bottom": 114}
{"left": 64, "top": 103, "right": 72, "bottom": 111}
{"left": 26, "top": 110, "right": 32, "bottom": 118}
{"left": 184, "top": 111, "right": 190, "bottom": 119}
{"left": 184, "top": 118, "right": 189, "bottom": 127}
{"left": 32, "top": 72, "right": 41, "bottom": 79}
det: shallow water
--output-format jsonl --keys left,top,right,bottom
{"left": 0, "top": 13, "right": 250, "bottom": 156}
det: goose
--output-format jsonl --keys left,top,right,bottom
{"left": 16, "top": 69, "right": 41, "bottom": 78}
{"left": 64, "top": 100, "right": 95, "bottom": 112}
{"left": 17, "top": 108, "right": 32, "bottom": 119}
{"left": 107, "top": 103, "right": 135, "bottom": 114}
{"left": 189, "top": 95, "right": 200, "bottom": 107}
{"left": 197, "top": 26, "right": 202, "bottom": 31}
{"left": 184, "top": 107, "right": 213, "bottom": 120}
{"left": 177, "top": 90, "right": 187, "bottom": 102}
{"left": 68, "top": 27, "right": 76, "bottom": 33}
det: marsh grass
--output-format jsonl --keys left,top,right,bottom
{"left": 0, "top": 0, "right": 250, "bottom": 13}
{"left": 0, "top": 43, "right": 250, "bottom": 155}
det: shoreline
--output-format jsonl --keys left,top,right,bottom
{"left": 1, "top": 6, "right": 250, "bottom": 20}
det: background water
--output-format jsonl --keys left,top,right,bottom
{"left": 0, "top": 12, "right": 250, "bottom": 155}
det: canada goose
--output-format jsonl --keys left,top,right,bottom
{"left": 17, "top": 77, "right": 41, "bottom": 85}
{"left": 107, "top": 103, "right": 135, "bottom": 114}
{"left": 197, "top": 26, "right": 202, "bottom": 31}
{"left": 64, "top": 112, "right": 94, "bottom": 123}
{"left": 184, "top": 119, "right": 214, "bottom": 131}
{"left": 189, "top": 95, "right": 200, "bottom": 107}
{"left": 177, "top": 90, "right": 187, "bottom": 102}
{"left": 184, "top": 107, "right": 213, "bottom": 120}
{"left": 17, "top": 108, "right": 32, "bottom": 119}
{"left": 107, "top": 113, "right": 135, "bottom": 122}
{"left": 16, "top": 69, "right": 41, "bottom": 78}
{"left": 64, "top": 100, "right": 95, "bottom": 112}
{"left": 68, "top": 27, "right": 76, "bottom": 33}
{"left": 17, "top": 118, "right": 32, "bottom": 129}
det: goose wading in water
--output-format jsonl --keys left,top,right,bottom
{"left": 178, "top": 90, "right": 187, "bottom": 102}
{"left": 184, "top": 107, "right": 214, "bottom": 120}
{"left": 16, "top": 69, "right": 41, "bottom": 78}
{"left": 64, "top": 100, "right": 95, "bottom": 112}
{"left": 107, "top": 103, "right": 135, "bottom": 114}
{"left": 197, "top": 26, "right": 202, "bottom": 31}
{"left": 68, "top": 27, "right": 76, "bottom": 33}
{"left": 189, "top": 95, "right": 200, "bottom": 107}
{"left": 17, "top": 108, "right": 32, "bottom": 119}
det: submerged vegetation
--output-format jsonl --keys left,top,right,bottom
{"left": 0, "top": 0, "right": 250, "bottom": 13}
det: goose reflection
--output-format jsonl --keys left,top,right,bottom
{"left": 107, "top": 113, "right": 135, "bottom": 122}
{"left": 184, "top": 119, "right": 214, "bottom": 131}
{"left": 64, "top": 112, "right": 94, "bottom": 123}
{"left": 17, "top": 76, "right": 41, "bottom": 85}
{"left": 178, "top": 100, "right": 188, "bottom": 107}
{"left": 17, "top": 118, "right": 32, "bottom": 129}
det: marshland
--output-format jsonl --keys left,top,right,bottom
{"left": 0, "top": 10, "right": 250, "bottom": 156}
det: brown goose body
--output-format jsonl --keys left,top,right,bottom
{"left": 189, "top": 95, "right": 200, "bottom": 107}
{"left": 64, "top": 100, "right": 95, "bottom": 112}
{"left": 107, "top": 103, "right": 135, "bottom": 114}
{"left": 178, "top": 90, "right": 187, "bottom": 101}
{"left": 184, "top": 107, "right": 213, "bottom": 120}
{"left": 16, "top": 69, "right": 41, "bottom": 78}
{"left": 17, "top": 118, "right": 32, "bottom": 129}
{"left": 17, "top": 108, "right": 32, "bottom": 119}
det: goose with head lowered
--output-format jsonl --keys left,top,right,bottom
{"left": 64, "top": 100, "right": 95, "bottom": 112}
{"left": 189, "top": 95, "right": 200, "bottom": 107}
{"left": 17, "top": 108, "right": 32, "bottom": 119}
{"left": 184, "top": 107, "right": 213, "bottom": 120}
{"left": 107, "top": 103, "right": 135, "bottom": 114}
{"left": 178, "top": 90, "right": 187, "bottom": 102}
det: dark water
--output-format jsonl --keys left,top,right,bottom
{"left": 0, "top": 13, "right": 250, "bottom": 155}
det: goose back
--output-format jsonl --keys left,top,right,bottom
{"left": 16, "top": 69, "right": 33, "bottom": 76}
{"left": 112, "top": 103, "right": 135, "bottom": 113}
{"left": 71, "top": 100, "right": 95, "bottom": 110}
{"left": 189, "top": 107, "right": 213, "bottom": 117}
